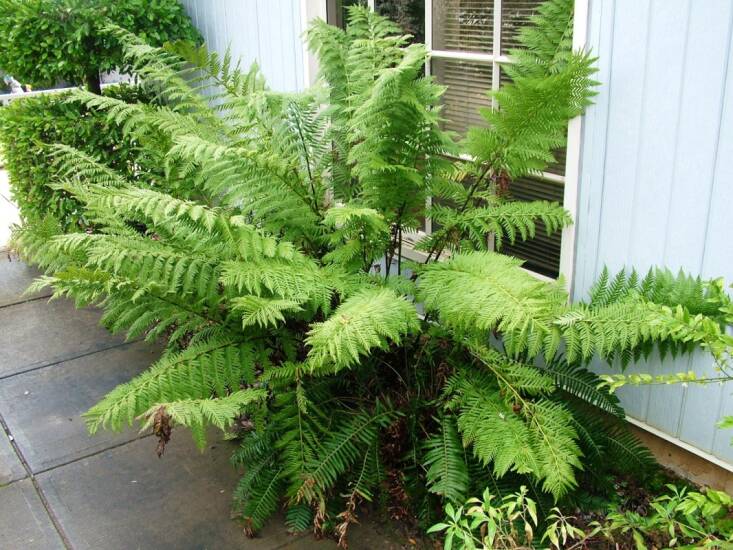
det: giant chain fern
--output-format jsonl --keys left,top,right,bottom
{"left": 12, "top": 1, "right": 732, "bottom": 545}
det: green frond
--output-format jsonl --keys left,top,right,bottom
{"left": 543, "top": 361, "right": 624, "bottom": 417}
{"left": 448, "top": 370, "right": 541, "bottom": 478}
{"left": 323, "top": 204, "right": 390, "bottom": 270}
{"left": 296, "top": 404, "right": 396, "bottom": 504}
{"left": 465, "top": 0, "right": 597, "bottom": 180}
{"left": 424, "top": 415, "right": 469, "bottom": 504}
{"left": 232, "top": 296, "right": 304, "bottom": 329}
{"left": 344, "top": 442, "right": 383, "bottom": 503}
{"left": 446, "top": 367, "right": 582, "bottom": 500}
{"left": 234, "top": 455, "right": 284, "bottom": 534}
{"left": 11, "top": 216, "right": 72, "bottom": 272}
{"left": 418, "top": 252, "right": 567, "bottom": 359}
{"left": 564, "top": 399, "right": 656, "bottom": 475}
{"left": 430, "top": 200, "right": 572, "bottom": 251}
{"left": 48, "top": 144, "right": 129, "bottom": 187}
{"left": 141, "top": 389, "right": 267, "bottom": 449}
{"left": 285, "top": 504, "right": 313, "bottom": 533}
{"left": 220, "top": 257, "right": 332, "bottom": 312}
{"left": 84, "top": 339, "right": 257, "bottom": 433}
{"left": 557, "top": 298, "right": 731, "bottom": 365}
{"left": 306, "top": 288, "right": 419, "bottom": 369}
{"left": 165, "top": 40, "right": 266, "bottom": 98}
{"left": 467, "top": 342, "right": 556, "bottom": 396}
{"left": 589, "top": 266, "right": 730, "bottom": 318}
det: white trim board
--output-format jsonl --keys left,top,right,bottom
{"left": 627, "top": 416, "right": 733, "bottom": 475}
{"left": 560, "top": 0, "right": 590, "bottom": 295}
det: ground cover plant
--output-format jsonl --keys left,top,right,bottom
{"left": 11, "top": 1, "right": 733, "bottom": 546}
{"left": 431, "top": 479, "right": 733, "bottom": 548}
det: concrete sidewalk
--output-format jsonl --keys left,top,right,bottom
{"left": 0, "top": 258, "right": 399, "bottom": 549}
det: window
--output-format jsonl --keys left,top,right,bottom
{"left": 427, "top": 0, "right": 571, "bottom": 279}
{"left": 328, "top": 0, "right": 425, "bottom": 40}
{"left": 326, "top": 0, "right": 367, "bottom": 28}
{"left": 324, "top": 0, "right": 586, "bottom": 282}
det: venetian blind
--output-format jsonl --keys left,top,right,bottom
{"left": 502, "top": 176, "right": 565, "bottom": 278}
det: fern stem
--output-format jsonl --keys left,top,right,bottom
{"left": 424, "top": 164, "right": 492, "bottom": 264}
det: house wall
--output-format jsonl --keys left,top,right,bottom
{"left": 574, "top": 0, "right": 733, "bottom": 466}
{"left": 179, "top": 0, "right": 307, "bottom": 92}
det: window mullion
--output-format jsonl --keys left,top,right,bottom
{"left": 424, "top": 0, "right": 434, "bottom": 234}
{"left": 492, "top": 0, "right": 503, "bottom": 110}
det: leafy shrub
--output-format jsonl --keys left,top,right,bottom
{"left": 0, "top": 85, "right": 165, "bottom": 231}
{"left": 0, "top": 0, "right": 200, "bottom": 92}
{"left": 12, "top": 2, "right": 732, "bottom": 546}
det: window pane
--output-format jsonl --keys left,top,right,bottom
{"left": 501, "top": 176, "right": 564, "bottom": 278}
{"left": 376, "top": 0, "right": 425, "bottom": 43}
{"left": 546, "top": 146, "right": 567, "bottom": 177}
{"left": 432, "top": 0, "right": 494, "bottom": 54}
{"left": 432, "top": 58, "right": 492, "bottom": 136}
{"left": 500, "top": 0, "right": 543, "bottom": 54}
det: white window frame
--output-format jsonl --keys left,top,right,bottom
{"left": 560, "top": 0, "right": 588, "bottom": 296}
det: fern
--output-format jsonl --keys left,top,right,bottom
{"left": 418, "top": 252, "right": 567, "bottom": 359}
{"left": 232, "top": 296, "right": 304, "bottom": 329}
{"left": 296, "top": 404, "right": 396, "bottom": 505}
{"left": 446, "top": 367, "right": 581, "bottom": 500}
{"left": 234, "top": 457, "right": 284, "bottom": 534}
{"left": 11, "top": 2, "right": 732, "bottom": 542}
{"left": 141, "top": 388, "right": 267, "bottom": 449}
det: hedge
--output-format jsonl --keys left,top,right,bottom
{"left": 0, "top": 85, "right": 160, "bottom": 231}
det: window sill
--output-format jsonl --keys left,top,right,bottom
{"left": 399, "top": 231, "right": 558, "bottom": 284}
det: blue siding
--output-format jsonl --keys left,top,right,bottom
{"left": 180, "top": 0, "right": 306, "bottom": 92}
{"left": 576, "top": 0, "right": 733, "bottom": 463}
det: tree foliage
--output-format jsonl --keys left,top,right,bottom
{"left": 0, "top": 0, "right": 200, "bottom": 91}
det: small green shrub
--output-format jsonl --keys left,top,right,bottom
{"left": 431, "top": 483, "right": 733, "bottom": 549}
{"left": 0, "top": 85, "right": 161, "bottom": 230}
{"left": 0, "top": 0, "right": 200, "bottom": 92}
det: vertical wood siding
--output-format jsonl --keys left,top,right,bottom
{"left": 575, "top": 0, "right": 733, "bottom": 463}
{"left": 180, "top": 0, "right": 306, "bottom": 92}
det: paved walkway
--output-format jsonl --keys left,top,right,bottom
{"left": 0, "top": 188, "right": 399, "bottom": 548}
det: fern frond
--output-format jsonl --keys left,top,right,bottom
{"left": 430, "top": 200, "right": 572, "bottom": 251}
{"left": 220, "top": 257, "right": 332, "bottom": 312}
{"left": 424, "top": 415, "right": 469, "bottom": 504}
{"left": 447, "top": 365, "right": 581, "bottom": 500}
{"left": 285, "top": 504, "right": 313, "bottom": 533}
{"left": 49, "top": 144, "right": 129, "bottom": 187}
{"left": 418, "top": 252, "right": 567, "bottom": 359}
{"left": 232, "top": 296, "right": 304, "bottom": 329}
{"left": 306, "top": 288, "right": 419, "bottom": 369}
{"left": 84, "top": 339, "right": 257, "bottom": 433}
{"left": 234, "top": 457, "right": 284, "bottom": 534}
{"left": 141, "top": 389, "right": 267, "bottom": 449}
{"left": 542, "top": 361, "right": 624, "bottom": 417}
{"left": 296, "top": 404, "right": 396, "bottom": 504}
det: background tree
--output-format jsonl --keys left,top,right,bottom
{"left": 0, "top": 0, "right": 200, "bottom": 93}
